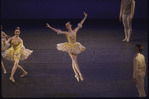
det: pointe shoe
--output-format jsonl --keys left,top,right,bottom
{"left": 126, "top": 39, "right": 129, "bottom": 42}
{"left": 75, "top": 75, "right": 79, "bottom": 82}
{"left": 9, "top": 77, "right": 15, "bottom": 83}
{"left": 80, "top": 74, "right": 84, "bottom": 81}
{"left": 20, "top": 72, "right": 28, "bottom": 77}
{"left": 122, "top": 38, "right": 127, "bottom": 42}
{"left": 3, "top": 70, "right": 7, "bottom": 74}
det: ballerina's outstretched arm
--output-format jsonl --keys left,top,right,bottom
{"left": 46, "top": 23, "right": 68, "bottom": 35}
{"left": 74, "top": 12, "right": 87, "bottom": 32}
{"left": 1, "top": 31, "right": 11, "bottom": 38}
{"left": 5, "top": 37, "right": 12, "bottom": 44}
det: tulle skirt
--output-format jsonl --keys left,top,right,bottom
{"left": 2, "top": 47, "right": 33, "bottom": 61}
{"left": 57, "top": 42, "right": 86, "bottom": 54}
{"left": 1, "top": 41, "right": 10, "bottom": 52}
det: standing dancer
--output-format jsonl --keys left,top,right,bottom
{"left": 2, "top": 27, "right": 33, "bottom": 82}
{"left": 119, "top": 0, "right": 135, "bottom": 42}
{"left": 133, "top": 44, "right": 146, "bottom": 97}
{"left": 46, "top": 12, "right": 87, "bottom": 82}
{"left": 1, "top": 25, "right": 10, "bottom": 74}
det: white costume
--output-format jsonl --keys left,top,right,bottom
{"left": 1, "top": 31, "right": 10, "bottom": 53}
{"left": 133, "top": 53, "right": 146, "bottom": 97}
{"left": 120, "top": 0, "right": 135, "bottom": 42}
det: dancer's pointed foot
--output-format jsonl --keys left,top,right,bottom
{"left": 80, "top": 74, "right": 84, "bottom": 81}
{"left": 122, "top": 38, "right": 127, "bottom": 42}
{"left": 75, "top": 75, "right": 79, "bottom": 82}
{"left": 9, "top": 77, "right": 15, "bottom": 83}
{"left": 3, "top": 69, "right": 7, "bottom": 74}
{"left": 20, "top": 72, "right": 28, "bottom": 77}
{"left": 126, "top": 39, "right": 130, "bottom": 42}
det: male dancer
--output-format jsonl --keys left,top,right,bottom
{"left": 119, "top": 0, "right": 135, "bottom": 42}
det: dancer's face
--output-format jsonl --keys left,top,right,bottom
{"left": 14, "top": 30, "right": 20, "bottom": 36}
{"left": 65, "top": 22, "right": 72, "bottom": 30}
{"left": 134, "top": 46, "right": 139, "bottom": 53}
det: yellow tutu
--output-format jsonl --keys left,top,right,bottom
{"left": 2, "top": 47, "right": 33, "bottom": 61}
{"left": 57, "top": 30, "right": 86, "bottom": 54}
{"left": 57, "top": 42, "right": 86, "bottom": 54}
{"left": 2, "top": 40, "right": 33, "bottom": 61}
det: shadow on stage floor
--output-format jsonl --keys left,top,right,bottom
{"left": 1, "top": 19, "right": 148, "bottom": 98}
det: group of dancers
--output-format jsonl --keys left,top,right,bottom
{"left": 1, "top": 0, "right": 146, "bottom": 97}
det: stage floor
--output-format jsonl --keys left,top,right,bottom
{"left": 1, "top": 19, "right": 148, "bottom": 97}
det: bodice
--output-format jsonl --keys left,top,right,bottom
{"left": 11, "top": 40, "right": 21, "bottom": 50}
{"left": 66, "top": 32, "right": 76, "bottom": 43}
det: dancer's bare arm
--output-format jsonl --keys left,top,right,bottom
{"left": 74, "top": 12, "right": 87, "bottom": 32}
{"left": 5, "top": 37, "right": 12, "bottom": 43}
{"left": 1, "top": 31, "right": 10, "bottom": 38}
{"left": 119, "top": 1, "right": 123, "bottom": 22}
{"left": 46, "top": 23, "right": 68, "bottom": 35}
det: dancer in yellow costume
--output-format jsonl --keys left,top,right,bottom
{"left": 46, "top": 12, "right": 87, "bottom": 82}
{"left": 2, "top": 27, "right": 33, "bottom": 82}
{"left": 1, "top": 25, "right": 10, "bottom": 74}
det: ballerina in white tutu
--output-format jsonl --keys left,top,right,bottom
{"left": 2, "top": 27, "right": 33, "bottom": 82}
{"left": 46, "top": 12, "right": 87, "bottom": 82}
{"left": 1, "top": 25, "right": 11, "bottom": 74}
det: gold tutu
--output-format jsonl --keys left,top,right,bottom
{"left": 57, "top": 42, "right": 86, "bottom": 54}
{"left": 2, "top": 47, "right": 33, "bottom": 61}
{"left": 57, "top": 28, "right": 86, "bottom": 54}
{"left": 2, "top": 40, "right": 33, "bottom": 61}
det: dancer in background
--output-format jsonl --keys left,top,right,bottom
{"left": 133, "top": 44, "right": 146, "bottom": 97}
{"left": 1, "top": 25, "right": 10, "bottom": 74}
{"left": 119, "top": 0, "right": 135, "bottom": 42}
{"left": 46, "top": 12, "right": 87, "bottom": 82}
{"left": 2, "top": 27, "right": 33, "bottom": 82}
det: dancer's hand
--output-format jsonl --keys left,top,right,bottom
{"left": 84, "top": 12, "right": 87, "bottom": 17}
{"left": 15, "top": 53, "right": 19, "bottom": 56}
{"left": 46, "top": 23, "right": 51, "bottom": 28}
{"left": 133, "top": 78, "right": 137, "bottom": 85}
{"left": 119, "top": 17, "right": 122, "bottom": 22}
{"left": 6, "top": 36, "right": 11, "bottom": 39}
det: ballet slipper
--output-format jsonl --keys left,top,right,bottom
{"left": 3, "top": 69, "right": 7, "bottom": 74}
{"left": 9, "top": 77, "right": 15, "bottom": 83}
{"left": 80, "top": 74, "right": 84, "bottom": 81}
{"left": 75, "top": 75, "right": 79, "bottom": 82}
{"left": 122, "top": 38, "right": 127, "bottom": 41}
{"left": 126, "top": 39, "right": 130, "bottom": 42}
{"left": 20, "top": 72, "right": 28, "bottom": 77}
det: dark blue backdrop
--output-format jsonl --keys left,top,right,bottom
{"left": 1, "top": 0, "right": 147, "bottom": 19}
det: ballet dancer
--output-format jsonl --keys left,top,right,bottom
{"left": 46, "top": 12, "right": 87, "bottom": 82}
{"left": 133, "top": 44, "right": 146, "bottom": 97}
{"left": 1, "top": 25, "right": 10, "bottom": 74}
{"left": 119, "top": 0, "right": 135, "bottom": 42}
{"left": 2, "top": 27, "right": 33, "bottom": 82}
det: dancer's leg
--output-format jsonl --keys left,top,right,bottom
{"left": 17, "top": 65, "right": 28, "bottom": 77}
{"left": 9, "top": 60, "right": 20, "bottom": 82}
{"left": 69, "top": 53, "right": 79, "bottom": 82}
{"left": 69, "top": 53, "right": 83, "bottom": 81}
{"left": 1, "top": 60, "right": 7, "bottom": 74}
{"left": 135, "top": 73, "right": 146, "bottom": 97}
{"left": 122, "top": 14, "right": 128, "bottom": 41}
{"left": 126, "top": 16, "right": 132, "bottom": 42}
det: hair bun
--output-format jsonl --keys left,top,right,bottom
{"left": 16, "top": 27, "right": 20, "bottom": 30}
